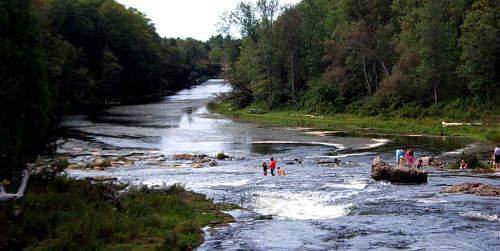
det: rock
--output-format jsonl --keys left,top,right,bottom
{"left": 418, "top": 156, "right": 434, "bottom": 166}
{"left": 92, "top": 158, "right": 111, "bottom": 167}
{"left": 317, "top": 159, "right": 341, "bottom": 165}
{"left": 192, "top": 163, "right": 202, "bottom": 168}
{"left": 66, "top": 164, "right": 79, "bottom": 170}
{"left": 371, "top": 156, "right": 428, "bottom": 183}
{"left": 85, "top": 176, "right": 117, "bottom": 181}
{"left": 199, "top": 158, "right": 211, "bottom": 163}
{"left": 209, "top": 160, "right": 218, "bottom": 167}
{"left": 439, "top": 182, "right": 500, "bottom": 197}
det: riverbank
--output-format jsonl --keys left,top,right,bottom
{"left": 211, "top": 103, "right": 498, "bottom": 166}
{"left": 213, "top": 103, "right": 497, "bottom": 142}
{"left": 0, "top": 174, "right": 238, "bottom": 250}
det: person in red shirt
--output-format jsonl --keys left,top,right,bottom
{"left": 269, "top": 157, "right": 276, "bottom": 176}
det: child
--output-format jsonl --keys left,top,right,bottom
{"left": 459, "top": 160, "right": 467, "bottom": 170}
{"left": 416, "top": 159, "right": 423, "bottom": 169}
{"left": 407, "top": 149, "right": 414, "bottom": 164}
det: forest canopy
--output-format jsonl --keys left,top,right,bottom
{"left": 218, "top": 0, "right": 499, "bottom": 120}
{"left": 0, "top": 0, "right": 238, "bottom": 178}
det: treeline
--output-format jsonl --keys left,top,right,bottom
{"left": 219, "top": 0, "right": 500, "bottom": 120}
{"left": 34, "top": 0, "right": 229, "bottom": 111}
{"left": 0, "top": 0, "right": 239, "bottom": 178}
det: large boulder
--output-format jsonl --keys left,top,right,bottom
{"left": 371, "top": 156, "right": 428, "bottom": 183}
{"left": 439, "top": 182, "right": 500, "bottom": 197}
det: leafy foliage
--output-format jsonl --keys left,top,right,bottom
{"left": 0, "top": 0, "right": 55, "bottom": 179}
{"left": 221, "top": 0, "right": 499, "bottom": 122}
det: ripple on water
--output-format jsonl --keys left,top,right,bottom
{"left": 249, "top": 190, "right": 352, "bottom": 220}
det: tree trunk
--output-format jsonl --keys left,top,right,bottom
{"left": 362, "top": 51, "right": 372, "bottom": 94}
{"left": 434, "top": 74, "right": 438, "bottom": 105}
{"left": 0, "top": 170, "right": 29, "bottom": 202}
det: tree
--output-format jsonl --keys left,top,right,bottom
{"left": 274, "top": 4, "right": 302, "bottom": 105}
{"left": 0, "top": 0, "right": 54, "bottom": 179}
{"left": 458, "top": 5, "right": 499, "bottom": 103}
{"left": 414, "top": 0, "right": 453, "bottom": 105}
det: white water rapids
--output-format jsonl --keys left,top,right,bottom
{"left": 61, "top": 80, "right": 500, "bottom": 250}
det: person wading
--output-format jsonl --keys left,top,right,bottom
{"left": 269, "top": 157, "right": 276, "bottom": 176}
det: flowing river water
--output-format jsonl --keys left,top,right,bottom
{"left": 60, "top": 79, "right": 499, "bottom": 250}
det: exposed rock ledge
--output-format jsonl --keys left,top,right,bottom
{"left": 371, "top": 156, "right": 428, "bottom": 183}
{"left": 439, "top": 182, "right": 500, "bottom": 197}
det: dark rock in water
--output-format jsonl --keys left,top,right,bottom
{"left": 317, "top": 159, "right": 341, "bottom": 165}
{"left": 439, "top": 182, "right": 500, "bottom": 197}
{"left": 371, "top": 156, "right": 428, "bottom": 183}
{"left": 85, "top": 175, "right": 117, "bottom": 181}
{"left": 257, "top": 215, "right": 274, "bottom": 220}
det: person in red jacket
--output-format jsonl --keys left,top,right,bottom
{"left": 269, "top": 157, "right": 276, "bottom": 176}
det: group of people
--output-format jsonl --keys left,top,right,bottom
{"left": 396, "top": 147, "right": 417, "bottom": 165}
{"left": 262, "top": 157, "right": 285, "bottom": 176}
{"left": 459, "top": 145, "right": 500, "bottom": 170}
{"left": 395, "top": 144, "right": 500, "bottom": 171}
{"left": 396, "top": 147, "right": 423, "bottom": 169}
{"left": 259, "top": 145, "right": 500, "bottom": 176}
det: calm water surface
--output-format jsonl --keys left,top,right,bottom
{"left": 61, "top": 80, "right": 500, "bottom": 250}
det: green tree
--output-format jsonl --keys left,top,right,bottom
{"left": 0, "top": 0, "right": 55, "bottom": 178}
{"left": 458, "top": 5, "right": 499, "bottom": 103}
{"left": 274, "top": 4, "right": 302, "bottom": 105}
{"left": 415, "top": 0, "right": 454, "bottom": 105}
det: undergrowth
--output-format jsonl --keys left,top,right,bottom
{"left": 0, "top": 175, "right": 237, "bottom": 250}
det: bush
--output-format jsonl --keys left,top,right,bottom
{"left": 455, "top": 152, "right": 486, "bottom": 169}
{"left": 0, "top": 176, "right": 236, "bottom": 250}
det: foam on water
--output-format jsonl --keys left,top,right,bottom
{"left": 250, "top": 190, "right": 351, "bottom": 220}
{"left": 359, "top": 138, "right": 390, "bottom": 149}
{"left": 438, "top": 143, "right": 475, "bottom": 155}
{"left": 252, "top": 141, "right": 345, "bottom": 149}
{"left": 317, "top": 152, "right": 371, "bottom": 159}
{"left": 192, "top": 179, "right": 250, "bottom": 188}
{"left": 459, "top": 211, "right": 499, "bottom": 222}
{"left": 325, "top": 181, "right": 368, "bottom": 189}
{"left": 416, "top": 198, "right": 450, "bottom": 204}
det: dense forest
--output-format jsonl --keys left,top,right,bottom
{"left": 1, "top": 0, "right": 499, "bottom": 178}
{"left": 0, "top": 0, "right": 238, "bottom": 179}
{"left": 217, "top": 0, "right": 500, "bottom": 121}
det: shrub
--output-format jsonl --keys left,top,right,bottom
{"left": 216, "top": 152, "right": 229, "bottom": 160}
{"left": 455, "top": 152, "right": 486, "bottom": 169}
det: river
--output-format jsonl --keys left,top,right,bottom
{"left": 60, "top": 79, "right": 499, "bottom": 250}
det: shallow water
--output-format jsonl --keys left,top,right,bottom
{"left": 61, "top": 80, "right": 500, "bottom": 250}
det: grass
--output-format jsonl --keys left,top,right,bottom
{"left": 0, "top": 173, "right": 238, "bottom": 250}
{"left": 213, "top": 103, "right": 499, "bottom": 142}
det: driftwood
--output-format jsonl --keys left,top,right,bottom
{"left": 442, "top": 122, "right": 482, "bottom": 127}
{"left": 0, "top": 170, "right": 29, "bottom": 202}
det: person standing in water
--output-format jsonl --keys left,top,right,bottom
{"left": 269, "top": 157, "right": 276, "bottom": 176}
{"left": 396, "top": 147, "right": 403, "bottom": 165}
{"left": 262, "top": 162, "right": 268, "bottom": 176}
{"left": 494, "top": 145, "right": 500, "bottom": 170}
{"left": 407, "top": 149, "right": 414, "bottom": 164}
{"left": 277, "top": 167, "right": 285, "bottom": 176}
